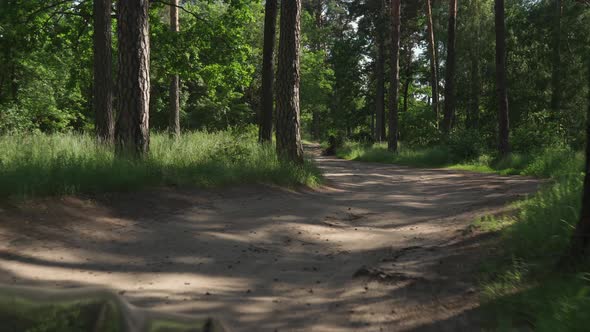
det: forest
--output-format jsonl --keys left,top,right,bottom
{"left": 0, "top": 0, "right": 590, "bottom": 331}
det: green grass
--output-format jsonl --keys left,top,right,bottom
{"left": 336, "top": 141, "right": 584, "bottom": 179}
{"left": 0, "top": 131, "right": 322, "bottom": 200}
{"left": 476, "top": 174, "right": 589, "bottom": 331}
{"left": 336, "top": 142, "right": 454, "bottom": 167}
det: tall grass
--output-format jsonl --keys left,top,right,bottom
{"left": 477, "top": 174, "right": 588, "bottom": 331}
{"left": 336, "top": 141, "right": 584, "bottom": 179}
{"left": 336, "top": 142, "right": 454, "bottom": 167}
{"left": 0, "top": 131, "right": 322, "bottom": 200}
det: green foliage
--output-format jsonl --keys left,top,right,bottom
{"left": 0, "top": 1, "right": 261, "bottom": 133}
{"left": 446, "top": 128, "right": 486, "bottom": 160}
{"left": 398, "top": 106, "right": 439, "bottom": 147}
{"left": 0, "top": 0, "right": 93, "bottom": 133}
{"left": 0, "top": 301, "right": 120, "bottom": 332}
{"left": 511, "top": 112, "right": 566, "bottom": 153}
{"left": 0, "top": 131, "right": 322, "bottom": 200}
{"left": 327, "top": 34, "right": 367, "bottom": 136}
{"left": 149, "top": 1, "right": 261, "bottom": 131}
{"left": 0, "top": 104, "right": 36, "bottom": 133}
{"left": 300, "top": 48, "right": 334, "bottom": 135}
{"left": 24, "top": 305, "right": 88, "bottom": 332}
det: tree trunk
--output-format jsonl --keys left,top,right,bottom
{"left": 275, "top": 0, "right": 304, "bottom": 164}
{"left": 169, "top": 0, "right": 180, "bottom": 137}
{"left": 495, "top": 0, "right": 510, "bottom": 157}
{"left": 388, "top": 0, "right": 401, "bottom": 152}
{"left": 312, "top": 111, "right": 320, "bottom": 140}
{"left": 375, "top": 26, "right": 386, "bottom": 142}
{"left": 467, "top": 53, "right": 480, "bottom": 129}
{"left": 93, "top": 0, "right": 114, "bottom": 143}
{"left": 312, "top": 0, "right": 323, "bottom": 140}
{"left": 566, "top": 59, "right": 590, "bottom": 260}
{"left": 550, "top": 0, "right": 562, "bottom": 117}
{"left": 402, "top": 41, "right": 413, "bottom": 114}
{"left": 442, "top": 0, "right": 457, "bottom": 135}
{"left": 259, "top": 0, "right": 278, "bottom": 143}
{"left": 116, "top": 0, "right": 151, "bottom": 157}
{"left": 425, "top": 0, "right": 439, "bottom": 122}
{"left": 371, "top": 112, "right": 375, "bottom": 139}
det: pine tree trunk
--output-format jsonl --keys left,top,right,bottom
{"left": 116, "top": 0, "right": 151, "bottom": 157}
{"left": 425, "top": 0, "right": 439, "bottom": 122}
{"left": 93, "top": 0, "right": 114, "bottom": 143}
{"left": 467, "top": 1, "right": 481, "bottom": 130}
{"left": 169, "top": 0, "right": 180, "bottom": 137}
{"left": 402, "top": 41, "right": 413, "bottom": 114}
{"left": 312, "top": 0, "right": 323, "bottom": 141}
{"left": 275, "top": 0, "right": 304, "bottom": 164}
{"left": 259, "top": 0, "right": 278, "bottom": 143}
{"left": 495, "top": 0, "right": 510, "bottom": 157}
{"left": 312, "top": 111, "right": 320, "bottom": 140}
{"left": 375, "top": 26, "right": 386, "bottom": 142}
{"left": 468, "top": 53, "right": 480, "bottom": 129}
{"left": 550, "top": 0, "right": 562, "bottom": 117}
{"left": 442, "top": 0, "right": 457, "bottom": 135}
{"left": 388, "top": 0, "right": 401, "bottom": 152}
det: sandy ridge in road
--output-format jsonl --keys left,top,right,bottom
{"left": 0, "top": 146, "right": 539, "bottom": 331}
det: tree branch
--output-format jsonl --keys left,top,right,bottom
{"left": 150, "top": 0, "right": 208, "bottom": 24}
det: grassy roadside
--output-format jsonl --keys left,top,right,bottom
{"left": 335, "top": 141, "right": 583, "bottom": 178}
{"left": 336, "top": 141, "right": 588, "bottom": 330}
{"left": 0, "top": 131, "right": 322, "bottom": 200}
{"left": 476, "top": 174, "right": 588, "bottom": 331}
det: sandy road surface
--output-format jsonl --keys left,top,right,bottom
{"left": 0, "top": 147, "right": 540, "bottom": 331}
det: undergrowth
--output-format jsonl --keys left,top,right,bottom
{"left": 0, "top": 131, "right": 322, "bottom": 200}
{"left": 476, "top": 174, "right": 588, "bottom": 331}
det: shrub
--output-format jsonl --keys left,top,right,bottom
{"left": 447, "top": 128, "right": 485, "bottom": 161}
{"left": 511, "top": 112, "right": 565, "bottom": 153}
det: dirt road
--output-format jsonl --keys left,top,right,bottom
{"left": 0, "top": 148, "right": 539, "bottom": 331}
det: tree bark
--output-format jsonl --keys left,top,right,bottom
{"left": 550, "top": 0, "right": 562, "bottom": 117}
{"left": 388, "top": 0, "right": 401, "bottom": 152}
{"left": 116, "top": 0, "right": 151, "bottom": 157}
{"left": 169, "top": 0, "right": 180, "bottom": 137}
{"left": 425, "top": 0, "right": 439, "bottom": 122}
{"left": 495, "top": 0, "right": 510, "bottom": 157}
{"left": 312, "top": 0, "right": 323, "bottom": 140}
{"left": 93, "top": 0, "right": 114, "bottom": 143}
{"left": 566, "top": 59, "right": 590, "bottom": 260}
{"left": 468, "top": 53, "right": 481, "bottom": 129}
{"left": 402, "top": 41, "right": 413, "bottom": 114}
{"left": 375, "top": 24, "right": 386, "bottom": 142}
{"left": 442, "top": 0, "right": 457, "bottom": 135}
{"left": 275, "top": 0, "right": 304, "bottom": 164}
{"left": 259, "top": 0, "right": 278, "bottom": 143}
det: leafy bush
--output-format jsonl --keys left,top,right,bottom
{"left": 0, "top": 104, "right": 36, "bottom": 134}
{"left": 447, "top": 128, "right": 485, "bottom": 160}
{"left": 511, "top": 112, "right": 565, "bottom": 153}
{"left": 399, "top": 106, "right": 439, "bottom": 147}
